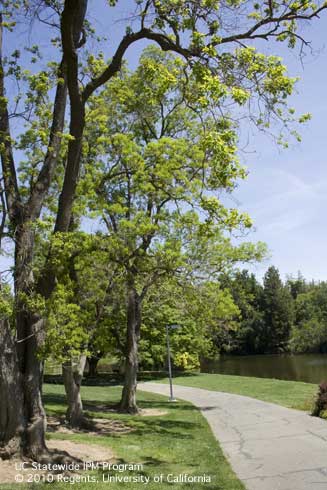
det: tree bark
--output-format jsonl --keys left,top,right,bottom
{"left": 0, "top": 2, "right": 89, "bottom": 460}
{"left": 119, "top": 278, "right": 141, "bottom": 414}
{"left": 0, "top": 318, "right": 25, "bottom": 458}
{"left": 62, "top": 356, "right": 87, "bottom": 428}
{"left": 0, "top": 226, "right": 48, "bottom": 460}
{"left": 14, "top": 225, "right": 48, "bottom": 460}
{"left": 86, "top": 352, "right": 103, "bottom": 377}
{"left": 0, "top": 13, "right": 65, "bottom": 459}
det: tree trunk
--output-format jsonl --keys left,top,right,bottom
{"left": 62, "top": 356, "right": 87, "bottom": 428}
{"left": 14, "top": 225, "right": 48, "bottom": 460}
{"left": 0, "top": 318, "right": 25, "bottom": 458}
{"left": 0, "top": 273, "right": 48, "bottom": 460}
{"left": 20, "top": 328, "right": 47, "bottom": 460}
{"left": 0, "top": 2, "right": 87, "bottom": 461}
{"left": 87, "top": 353, "right": 102, "bottom": 377}
{"left": 119, "top": 280, "right": 141, "bottom": 414}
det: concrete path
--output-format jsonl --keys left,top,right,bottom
{"left": 138, "top": 382, "right": 327, "bottom": 490}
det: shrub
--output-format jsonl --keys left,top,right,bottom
{"left": 174, "top": 352, "right": 200, "bottom": 371}
{"left": 312, "top": 381, "right": 327, "bottom": 417}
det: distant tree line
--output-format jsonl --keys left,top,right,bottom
{"left": 80, "top": 265, "right": 327, "bottom": 382}
{"left": 219, "top": 266, "right": 327, "bottom": 355}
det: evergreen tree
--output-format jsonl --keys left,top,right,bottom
{"left": 286, "top": 272, "right": 307, "bottom": 300}
{"left": 262, "top": 266, "right": 294, "bottom": 353}
{"left": 221, "top": 270, "right": 265, "bottom": 354}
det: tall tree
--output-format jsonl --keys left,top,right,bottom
{"left": 1, "top": 0, "right": 326, "bottom": 459}
{"left": 262, "top": 266, "right": 294, "bottom": 353}
{"left": 82, "top": 47, "right": 268, "bottom": 412}
{"left": 291, "top": 281, "right": 327, "bottom": 353}
{"left": 286, "top": 272, "right": 307, "bottom": 300}
{"left": 221, "top": 270, "right": 266, "bottom": 354}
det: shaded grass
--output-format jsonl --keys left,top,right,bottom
{"left": 155, "top": 373, "right": 318, "bottom": 411}
{"left": 0, "top": 383, "right": 245, "bottom": 490}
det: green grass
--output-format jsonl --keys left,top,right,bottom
{"left": 155, "top": 373, "right": 318, "bottom": 411}
{"left": 0, "top": 383, "right": 244, "bottom": 490}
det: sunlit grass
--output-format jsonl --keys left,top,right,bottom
{"left": 155, "top": 372, "right": 318, "bottom": 411}
{"left": 0, "top": 383, "right": 244, "bottom": 490}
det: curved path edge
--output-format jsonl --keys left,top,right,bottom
{"left": 138, "top": 382, "right": 327, "bottom": 490}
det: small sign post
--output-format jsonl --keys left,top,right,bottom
{"left": 166, "top": 324, "right": 180, "bottom": 402}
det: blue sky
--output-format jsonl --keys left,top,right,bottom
{"left": 70, "top": 0, "right": 327, "bottom": 282}
{"left": 2, "top": 1, "right": 327, "bottom": 283}
{"left": 229, "top": 24, "right": 327, "bottom": 282}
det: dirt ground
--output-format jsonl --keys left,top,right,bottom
{"left": 0, "top": 439, "right": 115, "bottom": 484}
{"left": 47, "top": 415, "right": 133, "bottom": 436}
{"left": 140, "top": 408, "right": 168, "bottom": 417}
{"left": 0, "top": 410, "right": 167, "bottom": 484}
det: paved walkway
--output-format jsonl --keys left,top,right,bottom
{"left": 138, "top": 382, "right": 327, "bottom": 490}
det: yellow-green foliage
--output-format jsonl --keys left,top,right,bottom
{"left": 0, "top": 284, "right": 13, "bottom": 319}
{"left": 174, "top": 352, "right": 200, "bottom": 370}
{"left": 43, "top": 282, "right": 90, "bottom": 362}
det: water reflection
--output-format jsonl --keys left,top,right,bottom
{"left": 201, "top": 354, "right": 327, "bottom": 384}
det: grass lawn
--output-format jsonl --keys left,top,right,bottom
{"left": 155, "top": 373, "right": 318, "bottom": 411}
{"left": 0, "top": 383, "right": 245, "bottom": 490}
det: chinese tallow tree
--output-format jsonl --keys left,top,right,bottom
{"left": 80, "top": 45, "right": 291, "bottom": 412}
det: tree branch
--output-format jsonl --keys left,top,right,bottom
{"left": 218, "top": 5, "right": 327, "bottom": 45}
{"left": 27, "top": 60, "right": 68, "bottom": 221}
{"left": 82, "top": 28, "right": 192, "bottom": 102}
{"left": 0, "top": 177, "right": 7, "bottom": 247}
{"left": 0, "top": 14, "right": 23, "bottom": 227}
{"left": 54, "top": 0, "right": 87, "bottom": 232}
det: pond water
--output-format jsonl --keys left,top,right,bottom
{"left": 201, "top": 354, "right": 327, "bottom": 384}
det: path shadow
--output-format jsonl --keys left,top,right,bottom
{"left": 44, "top": 394, "right": 200, "bottom": 442}
{"left": 44, "top": 370, "right": 201, "bottom": 387}
{"left": 43, "top": 393, "right": 199, "bottom": 417}
{"left": 43, "top": 392, "right": 67, "bottom": 405}
{"left": 84, "top": 399, "right": 198, "bottom": 413}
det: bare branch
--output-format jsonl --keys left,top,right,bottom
{"left": 218, "top": 5, "right": 327, "bottom": 45}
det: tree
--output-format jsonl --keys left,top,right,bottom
{"left": 221, "top": 270, "right": 266, "bottom": 354}
{"left": 0, "top": 283, "right": 23, "bottom": 455}
{"left": 40, "top": 232, "right": 120, "bottom": 427}
{"left": 290, "top": 281, "right": 327, "bottom": 353}
{"left": 140, "top": 277, "right": 240, "bottom": 371}
{"left": 261, "top": 266, "right": 294, "bottom": 353}
{"left": 286, "top": 272, "right": 307, "bottom": 300}
{"left": 86, "top": 350, "right": 105, "bottom": 377}
{"left": 1, "top": 0, "right": 326, "bottom": 458}
{"left": 82, "top": 47, "right": 269, "bottom": 412}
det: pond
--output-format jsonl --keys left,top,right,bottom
{"left": 201, "top": 354, "right": 327, "bottom": 384}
